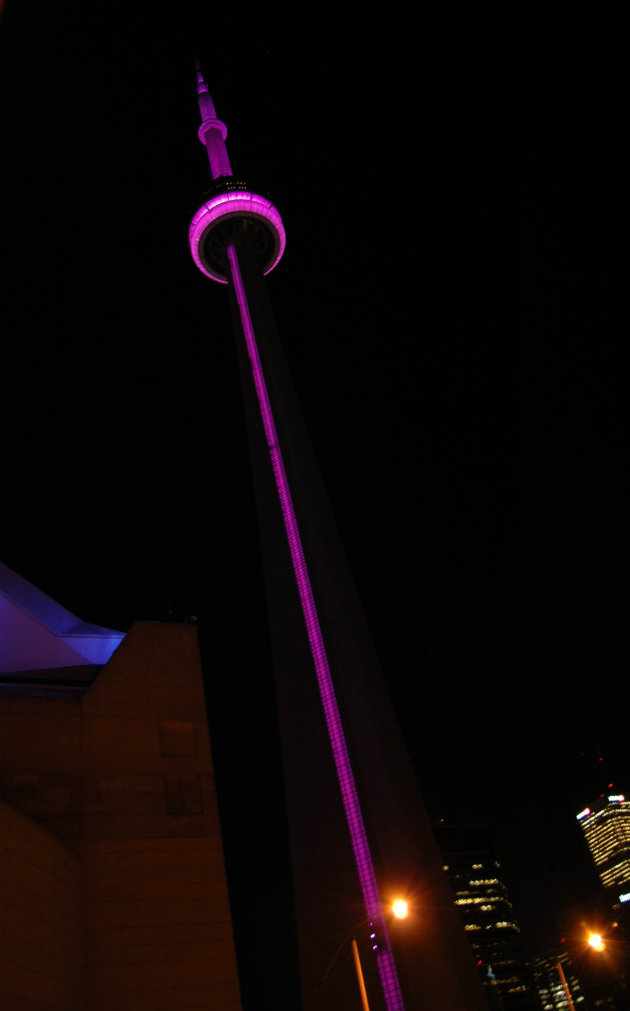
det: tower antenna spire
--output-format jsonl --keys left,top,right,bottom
{"left": 194, "top": 60, "right": 232, "bottom": 180}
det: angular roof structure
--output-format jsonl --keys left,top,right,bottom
{"left": 0, "top": 561, "right": 125, "bottom": 674}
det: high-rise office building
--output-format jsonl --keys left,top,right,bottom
{"left": 531, "top": 951, "right": 585, "bottom": 1010}
{"left": 436, "top": 821, "right": 539, "bottom": 1009}
{"left": 575, "top": 796, "right": 630, "bottom": 1010}
{"left": 188, "top": 65, "right": 487, "bottom": 1010}
{"left": 577, "top": 794, "right": 630, "bottom": 904}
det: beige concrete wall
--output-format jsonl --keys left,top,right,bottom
{"left": 81, "top": 622, "right": 242, "bottom": 1010}
{"left": 0, "top": 622, "right": 242, "bottom": 1010}
{"left": 0, "top": 799, "right": 84, "bottom": 1010}
{"left": 0, "top": 695, "right": 83, "bottom": 848}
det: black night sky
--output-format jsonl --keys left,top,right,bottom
{"left": 1, "top": 5, "right": 628, "bottom": 1007}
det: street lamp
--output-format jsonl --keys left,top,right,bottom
{"left": 321, "top": 899, "right": 411, "bottom": 1011}
{"left": 588, "top": 932, "right": 605, "bottom": 952}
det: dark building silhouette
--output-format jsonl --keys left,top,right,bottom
{"left": 436, "top": 821, "right": 540, "bottom": 1009}
{"left": 188, "top": 64, "right": 488, "bottom": 1010}
{"left": 0, "top": 562, "right": 241, "bottom": 1010}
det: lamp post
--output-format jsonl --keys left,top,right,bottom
{"left": 321, "top": 899, "right": 410, "bottom": 1010}
{"left": 555, "top": 958, "right": 577, "bottom": 1011}
{"left": 350, "top": 937, "right": 371, "bottom": 1011}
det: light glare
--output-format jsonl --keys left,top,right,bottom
{"left": 392, "top": 899, "right": 409, "bottom": 919}
{"left": 588, "top": 933, "right": 605, "bottom": 951}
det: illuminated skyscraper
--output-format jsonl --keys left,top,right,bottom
{"left": 577, "top": 794, "right": 630, "bottom": 904}
{"left": 188, "top": 65, "right": 488, "bottom": 1010}
{"left": 436, "top": 821, "right": 539, "bottom": 1009}
{"left": 531, "top": 952, "right": 585, "bottom": 1010}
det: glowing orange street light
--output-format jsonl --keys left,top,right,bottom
{"left": 588, "top": 932, "right": 605, "bottom": 952}
{"left": 391, "top": 899, "right": 409, "bottom": 920}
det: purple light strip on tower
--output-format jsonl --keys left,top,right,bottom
{"left": 226, "top": 241, "right": 406, "bottom": 1011}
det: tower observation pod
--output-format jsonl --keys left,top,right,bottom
{"left": 189, "top": 63, "right": 488, "bottom": 1011}
{"left": 189, "top": 63, "right": 285, "bottom": 283}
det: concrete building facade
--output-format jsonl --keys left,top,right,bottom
{"left": 0, "top": 564, "right": 241, "bottom": 1010}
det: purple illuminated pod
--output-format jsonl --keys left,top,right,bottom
{"left": 189, "top": 65, "right": 488, "bottom": 1011}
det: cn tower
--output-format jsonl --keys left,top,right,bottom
{"left": 189, "top": 64, "right": 487, "bottom": 1011}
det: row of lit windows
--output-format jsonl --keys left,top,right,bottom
{"left": 586, "top": 836, "right": 630, "bottom": 862}
{"left": 601, "top": 858, "right": 630, "bottom": 888}
{"left": 584, "top": 834, "right": 630, "bottom": 854}
{"left": 443, "top": 862, "right": 502, "bottom": 873}
{"left": 583, "top": 810, "right": 630, "bottom": 846}
{"left": 584, "top": 815, "right": 630, "bottom": 835}
{"left": 454, "top": 891, "right": 510, "bottom": 906}
{"left": 455, "top": 895, "right": 505, "bottom": 906}
{"left": 464, "top": 921, "right": 519, "bottom": 931}
{"left": 590, "top": 848, "right": 629, "bottom": 872}
{"left": 583, "top": 823, "right": 630, "bottom": 840}
{"left": 584, "top": 817, "right": 630, "bottom": 844}
{"left": 484, "top": 974, "right": 522, "bottom": 987}
{"left": 581, "top": 811, "right": 630, "bottom": 888}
